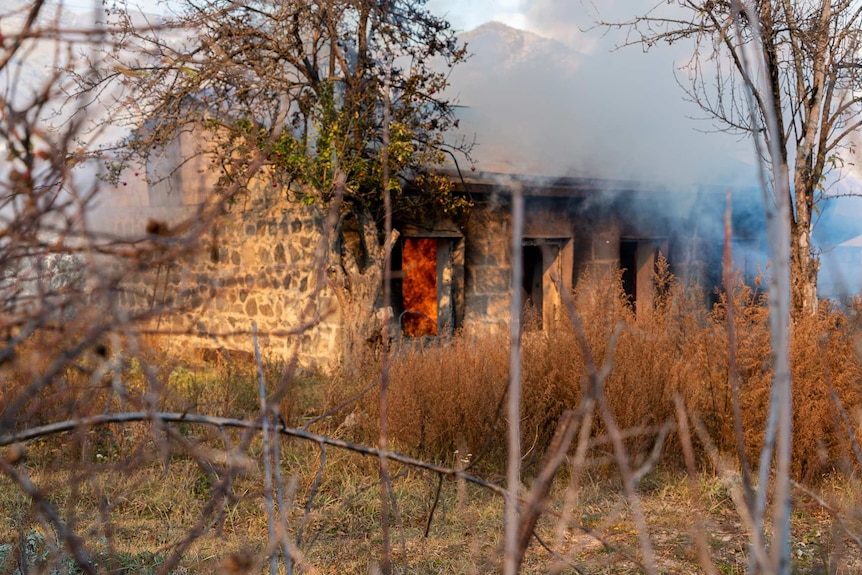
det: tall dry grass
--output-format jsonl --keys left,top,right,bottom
{"left": 0, "top": 330, "right": 116, "bottom": 432}
{"left": 6, "top": 262, "right": 861, "bottom": 483}
{"left": 344, "top": 263, "right": 862, "bottom": 480}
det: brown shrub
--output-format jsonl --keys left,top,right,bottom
{"left": 354, "top": 264, "right": 862, "bottom": 481}
{"left": 0, "top": 329, "right": 115, "bottom": 432}
{"left": 740, "top": 302, "right": 862, "bottom": 480}
{"left": 345, "top": 334, "right": 510, "bottom": 467}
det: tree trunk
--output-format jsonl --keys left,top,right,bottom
{"left": 789, "top": 213, "right": 819, "bottom": 319}
{"left": 328, "top": 204, "right": 398, "bottom": 375}
{"left": 338, "top": 272, "right": 383, "bottom": 375}
{"left": 784, "top": 0, "right": 830, "bottom": 321}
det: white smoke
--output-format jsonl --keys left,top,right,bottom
{"left": 443, "top": 18, "right": 757, "bottom": 185}
{"left": 431, "top": 0, "right": 862, "bottom": 297}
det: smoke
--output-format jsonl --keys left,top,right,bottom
{"left": 520, "top": 0, "right": 603, "bottom": 52}
{"left": 443, "top": 19, "right": 756, "bottom": 186}
{"left": 432, "top": 1, "right": 862, "bottom": 297}
{"left": 426, "top": 0, "right": 527, "bottom": 32}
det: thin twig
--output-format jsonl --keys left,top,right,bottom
{"left": 674, "top": 395, "right": 719, "bottom": 575}
{"left": 302, "top": 376, "right": 380, "bottom": 432}
{"left": 722, "top": 191, "right": 754, "bottom": 508}
{"left": 504, "top": 185, "right": 524, "bottom": 575}
{"left": 0, "top": 458, "right": 96, "bottom": 575}
{"left": 730, "top": 2, "right": 794, "bottom": 573}
{"left": 423, "top": 474, "right": 444, "bottom": 538}
{"left": 531, "top": 529, "right": 588, "bottom": 575}
{"left": 379, "top": 50, "right": 395, "bottom": 575}
{"left": 297, "top": 442, "right": 327, "bottom": 547}
{"left": 791, "top": 480, "right": 862, "bottom": 550}
{"left": 253, "top": 323, "right": 278, "bottom": 575}
{"left": 513, "top": 410, "right": 579, "bottom": 570}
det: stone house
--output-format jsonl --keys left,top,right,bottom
{"left": 98, "top": 139, "right": 764, "bottom": 372}
{"left": 391, "top": 172, "right": 764, "bottom": 340}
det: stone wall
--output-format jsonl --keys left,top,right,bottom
{"left": 462, "top": 205, "right": 513, "bottom": 332}
{"left": 100, "top": 177, "right": 342, "bottom": 372}
{"left": 94, "top": 162, "right": 757, "bottom": 371}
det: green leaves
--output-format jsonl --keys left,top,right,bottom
{"left": 106, "top": 0, "right": 473, "bottom": 226}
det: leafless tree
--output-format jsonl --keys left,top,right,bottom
{"left": 603, "top": 1, "right": 811, "bottom": 572}
{"left": 600, "top": 0, "right": 862, "bottom": 318}
{"left": 75, "top": 0, "right": 473, "bottom": 371}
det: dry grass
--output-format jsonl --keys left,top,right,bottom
{"left": 337, "top": 265, "right": 862, "bottom": 481}
{"left": 3, "top": 449, "right": 862, "bottom": 574}
{"left": 3, "top": 271, "right": 862, "bottom": 572}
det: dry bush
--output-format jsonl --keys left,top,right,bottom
{"left": 341, "top": 334, "right": 510, "bottom": 466}
{"left": 742, "top": 302, "right": 862, "bottom": 480}
{"left": 1, "top": 329, "right": 117, "bottom": 432}
{"left": 352, "top": 263, "right": 862, "bottom": 481}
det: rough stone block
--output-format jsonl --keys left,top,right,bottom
{"left": 288, "top": 244, "right": 302, "bottom": 262}
{"left": 464, "top": 294, "right": 489, "bottom": 315}
{"left": 467, "top": 266, "right": 510, "bottom": 293}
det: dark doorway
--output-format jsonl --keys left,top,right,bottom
{"left": 619, "top": 238, "right": 666, "bottom": 314}
{"left": 522, "top": 244, "right": 544, "bottom": 330}
{"left": 620, "top": 239, "right": 638, "bottom": 310}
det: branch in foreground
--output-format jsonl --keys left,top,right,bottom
{"left": 0, "top": 411, "right": 507, "bottom": 497}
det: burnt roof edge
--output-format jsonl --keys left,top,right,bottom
{"left": 442, "top": 169, "right": 757, "bottom": 198}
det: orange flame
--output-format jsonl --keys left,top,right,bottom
{"left": 402, "top": 238, "right": 437, "bottom": 336}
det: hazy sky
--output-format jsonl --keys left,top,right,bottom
{"left": 427, "top": 0, "right": 529, "bottom": 31}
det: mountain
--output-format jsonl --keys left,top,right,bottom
{"left": 459, "top": 21, "right": 581, "bottom": 73}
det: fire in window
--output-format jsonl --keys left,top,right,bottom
{"left": 402, "top": 238, "right": 438, "bottom": 336}
{"left": 391, "top": 235, "right": 463, "bottom": 338}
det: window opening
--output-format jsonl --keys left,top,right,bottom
{"left": 619, "top": 238, "right": 665, "bottom": 313}
{"left": 401, "top": 238, "right": 438, "bottom": 337}
{"left": 521, "top": 239, "right": 565, "bottom": 331}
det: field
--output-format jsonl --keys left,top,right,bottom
{"left": 3, "top": 270, "right": 862, "bottom": 574}
{"left": 4, "top": 416, "right": 862, "bottom": 574}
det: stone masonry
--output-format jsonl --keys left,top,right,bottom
{"left": 98, "top": 170, "right": 342, "bottom": 372}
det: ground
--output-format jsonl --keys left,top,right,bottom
{"left": 2, "top": 430, "right": 862, "bottom": 574}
